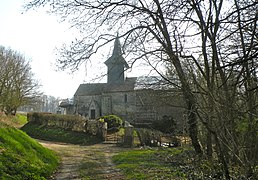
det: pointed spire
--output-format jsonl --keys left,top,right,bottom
{"left": 105, "top": 34, "right": 128, "bottom": 67}
{"left": 104, "top": 34, "right": 129, "bottom": 84}
{"left": 112, "top": 34, "right": 122, "bottom": 57}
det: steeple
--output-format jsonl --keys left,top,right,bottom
{"left": 105, "top": 35, "right": 129, "bottom": 84}
{"left": 112, "top": 35, "right": 122, "bottom": 57}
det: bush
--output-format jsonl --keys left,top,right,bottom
{"left": 99, "top": 115, "right": 123, "bottom": 131}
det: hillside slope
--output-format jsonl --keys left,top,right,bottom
{"left": 0, "top": 115, "right": 59, "bottom": 179}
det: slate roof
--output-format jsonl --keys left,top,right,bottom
{"left": 74, "top": 76, "right": 176, "bottom": 97}
{"left": 74, "top": 77, "right": 137, "bottom": 96}
{"left": 74, "top": 83, "right": 107, "bottom": 96}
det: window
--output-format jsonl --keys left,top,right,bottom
{"left": 124, "top": 94, "right": 127, "bottom": 103}
{"left": 90, "top": 109, "right": 96, "bottom": 119}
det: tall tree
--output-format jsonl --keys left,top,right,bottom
{"left": 0, "top": 46, "right": 40, "bottom": 115}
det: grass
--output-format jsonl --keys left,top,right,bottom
{"left": 113, "top": 147, "right": 258, "bottom": 179}
{"left": 112, "top": 148, "right": 188, "bottom": 179}
{"left": 21, "top": 121, "right": 102, "bottom": 145}
{"left": 0, "top": 127, "right": 59, "bottom": 179}
{"left": 112, "top": 147, "right": 210, "bottom": 179}
{"left": 15, "top": 113, "right": 28, "bottom": 125}
{"left": 0, "top": 113, "right": 28, "bottom": 128}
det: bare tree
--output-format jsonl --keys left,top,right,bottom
{"left": 177, "top": 0, "right": 257, "bottom": 178}
{"left": 0, "top": 46, "right": 41, "bottom": 115}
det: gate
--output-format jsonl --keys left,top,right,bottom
{"left": 104, "top": 131, "right": 123, "bottom": 144}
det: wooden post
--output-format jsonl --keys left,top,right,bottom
{"left": 124, "top": 126, "right": 134, "bottom": 147}
{"left": 102, "top": 122, "right": 107, "bottom": 141}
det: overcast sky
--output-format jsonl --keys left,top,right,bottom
{"left": 0, "top": 0, "right": 155, "bottom": 99}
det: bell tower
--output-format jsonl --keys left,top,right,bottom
{"left": 105, "top": 35, "right": 129, "bottom": 84}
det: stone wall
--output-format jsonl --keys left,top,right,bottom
{"left": 103, "top": 91, "right": 136, "bottom": 121}
{"left": 134, "top": 90, "right": 186, "bottom": 131}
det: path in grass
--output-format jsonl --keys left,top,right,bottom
{"left": 39, "top": 140, "right": 126, "bottom": 180}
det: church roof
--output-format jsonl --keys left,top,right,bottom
{"left": 74, "top": 76, "right": 177, "bottom": 97}
{"left": 74, "top": 77, "right": 137, "bottom": 96}
{"left": 74, "top": 83, "right": 107, "bottom": 96}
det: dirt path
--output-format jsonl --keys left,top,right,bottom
{"left": 39, "top": 140, "right": 126, "bottom": 180}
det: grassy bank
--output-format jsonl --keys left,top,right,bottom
{"left": 113, "top": 147, "right": 257, "bottom": 179}
{"left": 113, "top": 148, "right": 191, "bottom": 179}
{"left": 0, "top": 127, "right": 59, "bottom": 179}
{"left": 0, "top": 113, "right": 27, "bottom": 128}
{"left": 0, "top": 114, "right": 59, "bottom": 179}
{"left": 22, "top": 121, "right": 101, "bottom": 145}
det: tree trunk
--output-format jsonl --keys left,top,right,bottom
{"left": 171, "top": 55, "right": 203, "bottom": 154}
{"left": 214, "top": 134, "right": 231, "bottom": 180}
{"left": 151, "top": 0, "right": 203, "bottom": 155}
{"left": 206, "top": 130, "right": 212, "bottom": 158}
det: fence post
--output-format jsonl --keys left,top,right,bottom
{"left": 124, "top": 126, "right": 134, "bottom": 147}
{"left": 97, "top": 121, "right": 107, "bottom": 141}
{"left": 102, "top": 122, "right": 107, "bottom": 141}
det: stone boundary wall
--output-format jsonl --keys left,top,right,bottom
{"left": 86, "top": 120, "right": 107, "bottom": 141}
{"left": 27, "top": 112, "right": 106, "bottom": 140}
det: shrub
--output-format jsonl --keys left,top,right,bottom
{"left": 99, "top": 115, "right": 123, "bottom": 131}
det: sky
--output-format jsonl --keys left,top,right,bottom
{"left": 0, "top": 0, "right": 85, "bottom": 99}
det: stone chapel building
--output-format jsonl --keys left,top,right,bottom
{"left": 60, "top": 36, "right": 186, "bottom": 128}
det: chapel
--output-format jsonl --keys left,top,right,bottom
{"left": 60, "top": 36, "right": 186, "bottom": 128}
